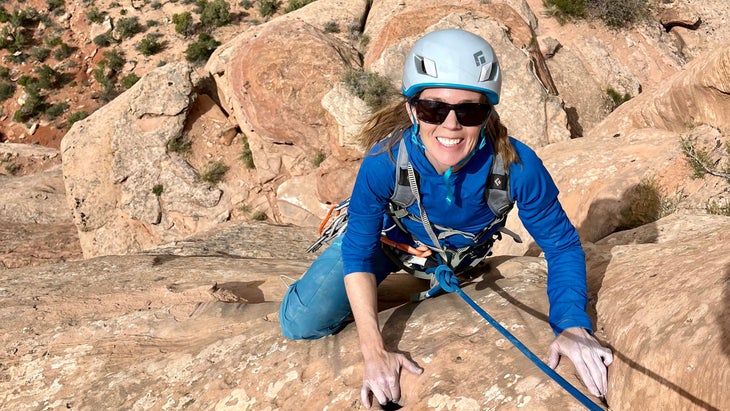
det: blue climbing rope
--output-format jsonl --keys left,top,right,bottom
{"left": 453, "top": 286, "right": 606, "bottom": 411}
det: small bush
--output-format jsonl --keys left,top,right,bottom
{"left": 86, "top": 6, "right": 105, "bottom": 24}
{"left": 323, "top": 20, "right": 339, "bottom": 33}
{"left": 150, "top": 1, "right": 163, "bottom": 9}
{"left": 342, "top": 69, "right": 395, "bottom": 110}
{"left": 136, "top": 34, "right": 163, "bottom": 56}
{"left": 115, "top": 16, "right": 142, "bottom": 39}
{"left": 30, "top": 46, "right": 51, "bottom": 62}
{"left": 93, "top": 33, "right": 114, "bottom": 47}
{"left": 185, "top": 33, "right": 220, "bottom": 64}
{"left": 46, "top": 101, "right": 68, "bottom": 120}
{"left": 0, "top": 66, "right": 9, "bottom": 79}
{"left": 167, "top": 134, "right": 192, "bottom": 154}
{"left": 199, "top": 160, "right": 229, "bottom": 184}
{"left": 45, "top": 35, "right": 63, "bottom": 47}
{"left": 251, "top": 210, "right": 267, "bottom": 221}
{"left": 239, "top": 0, "right": 252, "bottom": 9}
{"left": 46, "top": 0, "right": 65, "bottom": 14}
{"left": 152, "top": 184, "right": 164, "bottom": 196}
{"left": 284, "top": 0, "right": 314, "bottom": 13}
{"left": 240, "top": 134, "right": 254, "bottom": 169}
{"left": 0, "top": 81, "right": 15, "bottom": 101}
{"left": 103, "top": 49, "right": 125, "bottom": 71}
{"left": 67, "top": 111, "right": 89, "bottom": 127}
{"left": 543, "top": 0, "right": 648, "bottom": 28}
{"left": 172, "top": 11, "right": 195, "bottom": 37}
{"left": 35, "top": 64, "right": 64, "bottom": 90}
{"left": 199, "top": 0, "right": 231, "bottom": 28}
{"left": 258, "top": 0, "right": 280, "bottom": 18}
{"left": 607, "top": 87, "right": 631, "bottom": 110}
{"left": 311, "top": 151, "right": 326, "bottom": 167}
{"left": 13, "top": 88, "right": 46, "bottom": 122}
{"left": 146, "top": 19, "right": 159, "bottom": 27}
{"left": 120, "top": 73, "right": 140, "bottom": 89}
{"left": 53, "top": 42, "right": 75, "bottom": 59}
{"left": 706, "top": 199, "right": 730, "bottom": 216}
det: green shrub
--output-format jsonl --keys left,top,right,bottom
{"left": 13, "top": 88, "right": 46, "bottom": 122}
{"left": 251, "top": 210, "right": 267, "bottom": 221}
{"left": 35, "top": 64, "right": 64, "bottom": 90}
{"left": 172, "top": 11, "right": 195, "bottom": 37}
{"left": 93, "top": 32, "right": 114, "bottom": 47}
{"left": 119, "top": 8, "right": 127, "bottom": 15}
{"left": 284, "top": 0, "right": 314, "bottom": 13}
{"left": 258, "top": 0, "right": 280, "bottom": 18}
{"left": 167, "top": 134, "right": 192, "bottom": 154}
{"left": 607, "top": 87, "right": 631, "bottom": 111}
{"left": 342, "top": 68, "right": 395, "bottom": 110}
{"left": 115, "top": 16, "right": 142, "bottom": 39}
{"left": 240, "top": 134, "right": 254, "bottom": 169}
{"left": 46, "top": 0, "right": 65, "bottom": 14}
{"left": 0, "top": 81, "right": 14, "bottom": 101}
{"left": 86, "top": 7, "right": 106, "bottom": 24}
{"left": 152, "top": 184, "right": 164, "bottom": 196}
{"left": 53, "top": 42, "right": 75, "bottom": 59}
{"left": 184, "top": 33, "right": 220, "bottom": 64}
{"left": 199, "top": 0, "right": 231, "bottom": 28}
{"left": 0, "top": 66, "right": 9, "bottom": 79}
{"left": 239, "top": 0, "right": 252, "bottom": 9}
{"left": 146, "top": 19, "right": 158, "bottom": 27}
{"left": 151, "top": 1, "right": 162, "bottom": 9}
{"left": 323, "top": 20, "right": 339, "bottom": 33}
{"left": 543, "top": 0, "right": 648, "bottom": 28}
{"left": 311, "top": 150, "right": 326, "bottom": 167}
{"left": 136, "top": 33, "right": 163, "bottom": 56}
{"left": 30, "top": 46, "right": 51, "bottom": 62}
{"left": 706, "top": 199, "right": 730, "bottom": 216}
{"left": 103, "top": 49, "right": 125, "bottom": 71}
{"left": 45, "top": 35, "right": 63, "bottom": 47}
{"left": 199, "top": 160, "right": 229, "bottom": 184}
{"left": 46, "top": 101, "right": 68, "bottom": 120}
{"left": 67, "top": 111, "right": 89, "bottom": 127}
{"left": 120, "top": 72, "right": 140, "bottom": 89}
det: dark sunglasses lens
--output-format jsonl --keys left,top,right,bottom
{"left": 414, "top": 100, "right": 489, "bottom": 126}
{"left": 455, "top": 103, "right": 490, "bottom": 126}
{"left": 415, "top": 100, "right": 451, "bottom": 124}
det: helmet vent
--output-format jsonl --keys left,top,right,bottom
{"left": 414, "top": 55, "right": 438, "bottom": 78}
{"left": 479, "top": 62, "right": 494, "bottom": 82}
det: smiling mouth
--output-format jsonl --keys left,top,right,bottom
{"left": 436, "top": 137, "right": 463, "bottom": 147}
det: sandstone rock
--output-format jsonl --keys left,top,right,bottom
{"left": 61, "top": 63, "right": 234, "bottom": 258}
{"left": 321, "top": 82, "right": 371, "bottom": 152}
{"left": 492, "top": 125, "right": 728, "bottom": 257}
{"left": 0, "top": 222, "right": 82, "bottom": 269}
{"left": 0, "top": 166, "right": 69, "bottom": 225}
{"left": 659, "top": 2, "right": 702, "bottom": 30}
{"left": 592, "top": 214, "right": 730, "bottom": 409}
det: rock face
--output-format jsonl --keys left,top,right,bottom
{"left": 61, "top": 63, "right": 233, "bottom": 258}
{"left": 1, "top": 216, "right": 728, "bottom": 410}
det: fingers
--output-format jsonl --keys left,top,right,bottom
{"left": 547, "top": 342, "right": 561, "bottom": 369}
{"left": 601, "top": 346, "right": 614, "bottom": 366}
{"left": 360, "top": 385, "right": 372, "bottom": 409}
{"left": 400, "top": 355, "right": 424, "bottom": 376}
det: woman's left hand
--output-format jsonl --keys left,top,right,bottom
{"left": 548, "top": 327, "right": 613, "bottom": 397}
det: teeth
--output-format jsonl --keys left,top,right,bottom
{"left": 436, "top": 137, "right": 462, "bottom": 147}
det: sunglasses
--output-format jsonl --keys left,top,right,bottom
{"left": 410, "top": 99, "right": 492, "bottom": 127}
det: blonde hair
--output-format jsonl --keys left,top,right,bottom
{"left": 359, "top": 96, "right": 520, "bottom": 167}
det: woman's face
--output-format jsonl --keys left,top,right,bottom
{"left": 407, "top": 88, "right": 487, "bottom": 174}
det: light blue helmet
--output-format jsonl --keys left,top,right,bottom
{"left": 401, "top": 29, "right": 502, "bottom": 105}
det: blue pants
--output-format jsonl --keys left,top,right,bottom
{"left": 279, "top": 236, "right": 398, "bottom": 340}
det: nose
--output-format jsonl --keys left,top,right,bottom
{"left": 441, "top": 109, "right": 462, "bottom": 128}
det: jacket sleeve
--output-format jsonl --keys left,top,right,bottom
{"left": 510, "top": 140, "right": 593, "bottom": 335}
{"left": 341, "top": 148, "right": 394, "bottom": 276}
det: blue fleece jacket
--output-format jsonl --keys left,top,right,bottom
{"left": 342, "top": 128, "right": 592, "bottom": 335}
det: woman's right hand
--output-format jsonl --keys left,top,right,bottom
{"left": 360, "top": 349, "right": 423, "bottom": 408}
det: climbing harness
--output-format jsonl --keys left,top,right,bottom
{"left": 307, "top": 138, "right": 521, "bottom": 300}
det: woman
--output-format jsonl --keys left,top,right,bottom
{"left": 279, "top": 29, "right": 612, "bottom": 408}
